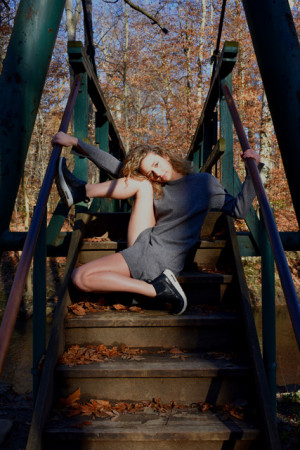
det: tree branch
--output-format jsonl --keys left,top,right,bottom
{"left": 124, "top": 0, "right": 168, "bottom": 34}
{"left": 1, "top": 0, "right": 10, "bottom": 10}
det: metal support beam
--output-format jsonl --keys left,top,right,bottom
{"left": 260, "top": 210, "right": 277, "bottom": 417}
{"left": 242, "top": 0, "right": 300, "bottom": 227}
{"left": 0, "top": 0, "right": 65, "bottom": 234}
{"left": 32, "top": 208, "right": 47, "bottom": 404}
{"left": 73, "top": 72, "right": 89, "bottom": 214}
{"left": 91, "top": 110, "right": 110, "bottom": 212}
{"left": 220, "top": 73, "right": 234, "bottom": 192}
{"left": 187, "top": 41, "right": 238, "bottom": 159}
{"left": 200, "top": 138, "right": 225, "bottom": 174}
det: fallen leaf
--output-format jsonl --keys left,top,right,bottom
{"left": 128, "top": 306, "right": 143, "bottom": 312}
{"left": 199, "top": 402, "right": 212, "bottom": 413}
{"left": 71, "top": 421, "right": 93, "bottom": 429}
{"left": 70, "top": 305, "right": 86, "bottom": 316}
{"left": 113, "top": 304, "right": 128, "bottom": 311}
{"left": 170, "top": 348, "right": 183, "bottom": 354}
{"left": 229, "top": 408, "right": 244, "bottom": 420}
{"left": 59, "top": 388, "right": 81, "bottom": 407}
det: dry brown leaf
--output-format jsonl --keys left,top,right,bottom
{"left": 59, "top": 388, "right": 81, "bottom": 407}
{"left": 170, "top": 348, "right": 183, "bottom": 354}
{"left": 198, "top": 402, "right": 213, "bottom": 413}
{"left": 229, "top": 408, "right": 244, "bottom": 420}
{"left": 113, "top": 304, "right": 128, "bottom": 311}
{"left": 70, "top": 305, "right": 86, "bottom": 316}
{"left": 128, "top": 306, "right": 143, "bottom": 313}
{"left": 71, "top": 421, "right": 93, "bottom": 429}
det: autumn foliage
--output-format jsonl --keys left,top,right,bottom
{"left": 0, "top": 1, "right": 299, "bottom": 231}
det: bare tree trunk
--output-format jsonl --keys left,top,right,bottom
{"left": 65, "top": 0, "right": 82, "bottom": 41}
{"left": 186, "top": 43, "right": 192, "bottom": 140}
{"left": 65, "top": 0, "right": 82, "bottom": 135}
{"left": 123, "top": 0, "right": 130, "bottom": 153}
{"left": 197, "top": 0, "right": 207, "bottom": 106}
{"left": 22, "top": 176, "right": 30, "bottom": 231}
{"left": 260, "top": 89, "right": 273, "bottom": 185}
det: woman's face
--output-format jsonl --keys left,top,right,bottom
{"left": 140, "top": 152, "right": 180, "bottom": 183}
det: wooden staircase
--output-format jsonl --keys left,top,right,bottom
{"left": 26, "top": 211, "right": 280, "bottom": 449}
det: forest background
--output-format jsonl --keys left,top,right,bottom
{"left": 0, "top": 0, "right": 299, "bottom": 307}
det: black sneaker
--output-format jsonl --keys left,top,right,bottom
{"left": 56, "top": 157, "right": 90, "bottom": 208}
{"left": 151, "top": 269, "right": 187, "bottom": 315}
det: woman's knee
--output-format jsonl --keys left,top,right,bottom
{"left": 134, "top": 178, "right": 154, "bottom": 202}
{"left": 72, "top": 266, "right": 90, "bottom": 291}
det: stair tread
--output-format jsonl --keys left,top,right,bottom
{"left": 80, "top": 239, "right": 226, "bottom": 250}
{"left": 178, "top": 272, "right": 232, "bottom": 283}
{"left": 65, "top": 310, "right": 239, "bottom": 328}
{"left": 45, "top": 409, "right": 260, "bottom": 441}
{"left": 56, "top": 352, "right": 248, "bottom": 378}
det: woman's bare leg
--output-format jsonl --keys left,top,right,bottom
{"left": 85, "top": 177, "right": 156, "bottom": 247}
{"left": 72, "top": 177, "right": 156, "bottom": 295}
{"left": 72, "top": 253, "right": 156, "bottom": 297}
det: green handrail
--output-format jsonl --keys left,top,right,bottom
{"left": 221, "top": 81, "right": 300, "bottom": 351}
{"left": 0, "top": 74, "right": 81, "bottom": 376}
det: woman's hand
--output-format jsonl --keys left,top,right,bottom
{"left": 241, "top": 148, "right": 260, "bottom": 166}
{"left": 51, "top": 131, "right": 78, "bottom": 148}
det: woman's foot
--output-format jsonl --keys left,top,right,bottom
{"left": 56, "top": 157, "right": 89, "bottom": 207}
{"left": 151, "top": 269, "right": 187, "bottom": 315}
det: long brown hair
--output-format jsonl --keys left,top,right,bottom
{"left": 121, "top": 144, "right": 193, "bottom": 197}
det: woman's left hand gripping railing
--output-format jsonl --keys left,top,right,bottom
{"left": 0, "top": 74, "right": 82, "bottom": 399}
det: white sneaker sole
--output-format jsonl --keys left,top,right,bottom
{"left": 163, "top": 269, "right": 187, "bottom": 315}
{"left": 57, "top": 158, "right": 73, "bottom": 208}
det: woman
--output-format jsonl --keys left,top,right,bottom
{"left": 52, "top": 132, "right": 261, "bottom": 315}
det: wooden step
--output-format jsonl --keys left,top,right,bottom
{"left": 64, "top": 310, "right": 243, "bottom": 351}
{"left": 179, "top": 272, "right": 232, "bottom": 304}
{"left": 55, "top": 353, "right": 251, "bottom": 404}
{"left": 77, "top": 239, "right": 227, "bottom": 270}
{"left": 44, "top": 409, "right": 260, "bottom": 450}
{"left": 69, "top": 272, "right": 233, "bottom": 307}
{"left": 82, "top": 211, "right": 225, "bottom": 242}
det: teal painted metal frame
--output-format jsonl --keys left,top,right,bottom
{"left": 0, "top": 0, "right": 66, "bottom": 235}
{"left": 187, "top": 40, "right": 279, "bottom": 416}
{"left": 242, "top": 0, "right": 300, "bottom": 228}
{"left": 260, "top": 210, "right": 277, "bottom": 417}
{"left": 32, "top": 209, "right": 47, "bottom": 403}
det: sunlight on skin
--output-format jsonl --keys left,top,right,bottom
{"left": 139, "top": 153, "right": 183, "bottom": 183}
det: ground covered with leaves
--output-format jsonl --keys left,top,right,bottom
{"left": 277, "top": 389, "right": 300, "bottom": 449}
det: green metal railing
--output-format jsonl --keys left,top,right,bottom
{"left": 221, "top": 80, "right": 300, "bottom": 414}
{"left": 187, "top": 40, "right": 300, "bottom": 415}
{"left": 0, "top": 36, "right": 128, "bottom": 398}
{"left": 0, "top": 74, "right": 82, "bottom": 382}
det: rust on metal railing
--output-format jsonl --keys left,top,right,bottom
{"left": 221, "top": 81, "right": 300, "bottom": 349}
{"left": 0, "top": 74, "right": 82, "bottom": 375}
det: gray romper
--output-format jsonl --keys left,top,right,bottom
{"left": 77, "top": 139, "right": 259, "bottom": 281}
{"left": 121, "top": 171, "right": 258, "bottom": 281}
